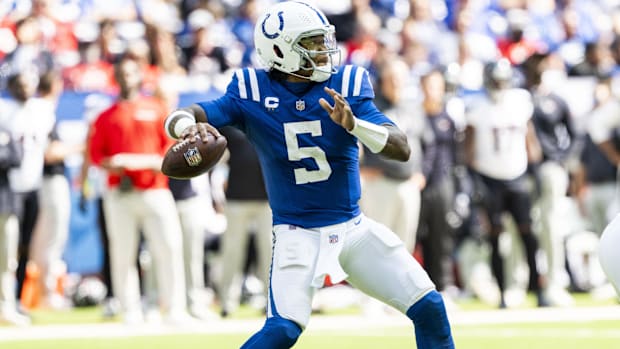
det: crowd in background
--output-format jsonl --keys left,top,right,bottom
{"left": 1, "top": 0, "right": 620, "bottom": 326}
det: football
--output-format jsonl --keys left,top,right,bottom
{"left": 161, "top": 132, "right": 227, "bottom": 179}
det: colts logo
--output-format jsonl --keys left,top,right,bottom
{"left": 296, "top": 100, "right": 306, "bottom": 111}
{"left": 184, "top": 147, "right": 203, "bottom": 167}
{"left": 262, "top": 11, "right": 284, "bottom": 39}
{"left": 328, "top": 234, "right": 338, "bottom": 244}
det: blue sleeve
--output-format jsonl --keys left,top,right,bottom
{"left": 196, "top": 71, "right": 246, "bottom": 129}
{"left": 350, "top": 99, "right": 395, "bottom": 127}
{"left": 339, "top": 65, "right": 394, "bottom": 126}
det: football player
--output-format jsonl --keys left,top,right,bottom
{"left": 465, "top": 58, "right": 548, "bottom": 308}
{"left": 163, "top": 1, "right": 454, "bottom": 348}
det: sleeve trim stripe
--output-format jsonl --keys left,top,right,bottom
{"left": 236, "top": 70, "right": 248, "bottom": 99}
{"left": 248, "top": 68, "right": 261, "bottom": 102}
{"left": 341, "top": 65, "right": 353, "bottom": 97}
{"left": 353, "top": 67, "right": 364, "bottom": 97}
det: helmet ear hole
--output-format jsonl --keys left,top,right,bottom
{"left": 273, "top": 45, "right": 284, "bottom": 59}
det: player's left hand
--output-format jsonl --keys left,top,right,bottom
{"left": 320, "top": 87, "right": 355, "bottom": 131}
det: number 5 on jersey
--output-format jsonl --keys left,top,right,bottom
{"left": 284, "top": 121, "right": 332, "bottom": 184}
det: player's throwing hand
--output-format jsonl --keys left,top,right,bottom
{"left": 180, "top": 122, "right": 222, "bottom": 143}
{"left": 320, "top": 87, "right": 355, "bottom": 131}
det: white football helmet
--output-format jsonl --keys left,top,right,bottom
{"left": 253, "top": 1, "right": 340, "bottom": 82}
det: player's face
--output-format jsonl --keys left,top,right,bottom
{"left": 8, "top": 72, "right": 37, "bottom": 102}
{"left": 297, "top": 34, "right": 335, "bottom": 76}
{"left": 299, "top": 35, "right": 329, "bottom": 64}
{"left": 116, "top": 59, "right": 142, "bottom": 93}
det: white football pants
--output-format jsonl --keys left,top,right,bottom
{"left": 268, "top": 214, "right": 435, "bottom": 329}
{"left": 599, "top": 213, "right": 620, "bottom": 297}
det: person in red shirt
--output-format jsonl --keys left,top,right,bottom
{"left": 88, "top": 55, "right": 189, "bottom": 324}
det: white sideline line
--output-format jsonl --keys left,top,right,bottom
{"left": 1, "top": 306, "right": 619, "bottom": 342}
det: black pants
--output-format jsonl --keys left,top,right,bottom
{"left": 477, "top": 173, "right": 542, "bottom": 294}
{"left": 418, "top": 178, "right": 456, "bottom": 291}
{"left": 16, "top": 190, "right": 39, "bottom": 301}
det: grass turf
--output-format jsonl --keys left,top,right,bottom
{"left": 2, "top": 293, "right": 618, "bottom": 349}
{"left": 2, "top": 320, "right": 620, "bottom": 349}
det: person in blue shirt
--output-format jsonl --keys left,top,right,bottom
{"left": 163, "top": 2, "right": 454, "bottom": 348}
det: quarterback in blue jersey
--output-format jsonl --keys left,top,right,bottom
{"left": 164, "top": 2, "right": 455, "bottom": 348}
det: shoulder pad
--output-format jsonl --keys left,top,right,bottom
{"left": 332, "top": 65, "right": 375, "bottom": 99}
{"left": 228, "top": 68, "right": 265, "bottom": 102}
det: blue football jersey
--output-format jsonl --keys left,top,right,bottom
{"left": 198, "top": 65, "right": 394, "bottom": 228}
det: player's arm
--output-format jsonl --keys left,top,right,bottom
{"left": 464, "top": 125, "right": 475, "bottom": 167}
{"left": 597, "top": 139, "right": 620, "bottom": 166}
{"left": 380, "top": 124, "right": 411, "bottom": 161}
{"left": 525, "top": 120, "right": 542, "bottom": 164}
{"left": 164, "top": 104, "right": 222, "bottom": 142}
{"left": 320, "top": 87, "right": 410, "bottom": 161}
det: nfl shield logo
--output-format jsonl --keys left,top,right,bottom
{"left": 183, "top": 147, "right": 203, "bottom": 167}
{"left": 329, "top": 234, "right": 338, "bottom": 244}
{"left": 296, "top": 100, "right": 305, "bottom": 111}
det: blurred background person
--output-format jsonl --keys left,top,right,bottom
{"left": 88, "top": 55, "right": 187, "bottom": 325}
{"left": 578, "top": 75, "right": 620, "bottom": 235}
{"left": 156, "top": 81, "right": 219, "bottom": 321}
{"left": 568, "top": 40, "right": 615, "bottom": 78}
{"left": 416, "top": 68, "right": 460, "bottom": 304}
{"left": 2, "top": 71, "right": 56, "bottom": 311}
{"left": 465, "top": 58, "right": 547, "bottom": 308}
{"left": 573, "top": 126, "right": 620, "bottom": 294}
{"left": 0, "top": 90, "right": 27, "bottom": 326}
{"left": 79, "top": 121, "right": 118, "bottom": 318}
{"left": 523, "top": 52, "right": 577, "bottom": 306}
{"left": 359, "top": 57, "right": 425, "bottom": 254}
{"left": 217, "top": 126, "right": 271, "bottom": 318}
{"left": 168, "top": 175, "right": 219, "bottom": 321}
{"left": 0, "top": 15, "right": 54, "bottom": 89}
{"left": 30, "top": 71, "right": 83, "bottom": 310}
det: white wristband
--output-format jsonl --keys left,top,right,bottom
{"left": 164, "top": 110, "right": 196, "bottom": 139}
{"left": 348, "top": 118, "right": 389, "bottom": 153}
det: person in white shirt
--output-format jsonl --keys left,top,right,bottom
{"left": 465, "top": 59, "right": 547, "bottom": 308}
{"left": 0, "top": 120, "right": 27, "bottom": 325}
{"left": 30, "top": 71, "right": 83, "bottom": 309}
{"left": 0, "top": 71, "right": 55, "bottom": 308}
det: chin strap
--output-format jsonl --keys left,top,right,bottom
{"left": 348, "top": 118, "right": 389, "bottom": 153}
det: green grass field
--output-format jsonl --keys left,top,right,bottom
{"left": 1, "top": 294, "right": 619, "bottom": 349}
{"left": 2, "top": 320, "right": 619, "bottom": 349}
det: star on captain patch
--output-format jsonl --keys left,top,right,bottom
{"left": 296, "top": 100, "right": 306, "bottom": 111}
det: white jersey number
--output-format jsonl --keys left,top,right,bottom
{"left": 284, "top": 121, "right": 332, "bottom": 184}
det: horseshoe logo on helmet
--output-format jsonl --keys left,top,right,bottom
{"left": 262, "top": 11, "right": 284, "bottom": 39}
